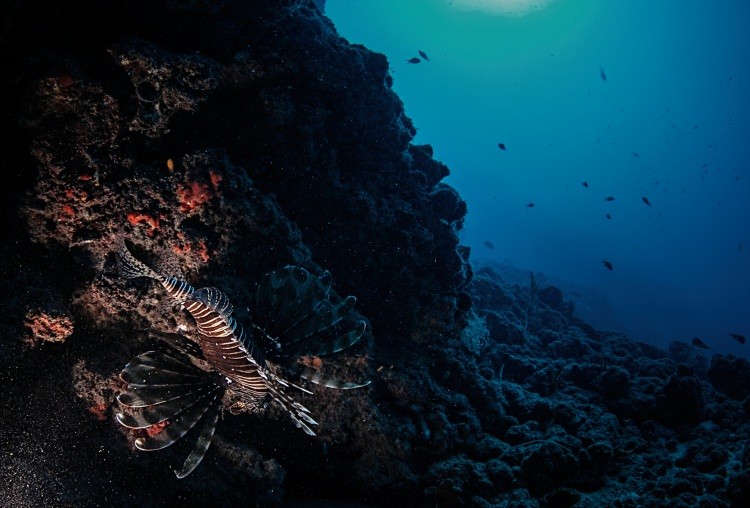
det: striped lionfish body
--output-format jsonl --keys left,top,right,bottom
{"left": 114, "top": 244, "right": 368, "bottom": 478}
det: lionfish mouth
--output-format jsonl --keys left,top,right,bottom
{"left": 113, "top": 243, "right": 370, "bottom": 477}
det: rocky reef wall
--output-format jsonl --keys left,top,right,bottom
{"left": 0, "top": 0, "right": 473, "bottom": 505}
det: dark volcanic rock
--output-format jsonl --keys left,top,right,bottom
{"left": 0, "top": 0, "right": 470, "bottom": 506}
{"left": 707, "top": 354, "right": 750, "bottom": 401}
{"left": 661, "top": 363, "right": 706, "bottom": 424}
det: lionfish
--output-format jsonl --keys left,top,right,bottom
{"left": 114, "top": 244, "right": 369, "bottom": 478}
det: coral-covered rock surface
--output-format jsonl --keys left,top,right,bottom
{"left": 0, "top": 1, "right": 748, "bottom": 507}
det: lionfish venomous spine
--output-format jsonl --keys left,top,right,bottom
{"left": 114, "top": 244, "right": 369, "bottom": 478}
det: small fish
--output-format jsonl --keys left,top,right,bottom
{"left": 599, "top": 67, "right": 607, "bottom": 81}
{"left": 632, "top": 152, "right": 640, "bottom": 158}
{"left": 606, "top": 213, "right": 612, "bottom": 220}
{"left": 407, "top": 57, "right": 421, "bottom": 64}
{"left": 483, "top": 240, "right": 495, "bottom": 249}
{"left": 602, "top": 260, "right": 614, "bottom": 271}
{"left": 582, "top": 181, "right": 589, "bottom": 188}
{"left": 692, "top": 337, "right": 710, "bottom": 349}
{"left": 498, "top": 142, "right": 506, "bottom": 151}
{"left": 641, "top": 196, "right": 652, "bottom": 206}
{"left": 526, "top": 202, "right": 535, "bottom": 208}
{"left": 728, "top": 333, "right": 746, "bottom": 344}
{"left": 604, "top": 196, "right": 616, "bottom": 202}
{"left": 418, "top": 50, "right": 429, "bottom": 61}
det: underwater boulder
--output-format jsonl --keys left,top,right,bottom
{"left": 538, "top": 285, "right": 564, "bottom": 311}
{"left": 661, "top": 363, "right": 706, "bottom": 425}
{"left": 707, "top": 354, "right": 750, "bottom": 401}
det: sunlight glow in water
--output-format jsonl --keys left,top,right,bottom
{"left": 448, "top": 0, "right": 555, "bottom": 17}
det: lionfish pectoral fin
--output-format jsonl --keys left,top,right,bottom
{"left": 120, "top": 362, "right": 207, "bottom": 387}
{"left": 117, "top": 383, "right": 207, "bottom": 408}
{"left": 286, "top": 320, "right": 366, "bottom": 358}
{"left": 117, "top": 349, "right": 224, "bottom": 450}
{"left": 280, "top": 296, "right": 357, "bottom": 347}
{"left": 117, "top": 385, "right": 215, "bottom": 429}
{"left": 128, "top": 350, "right": 199, "bottom": 371}
{"left": 255, "top": 266, "right": 330, "bottom": 334}
{"left": 174, "top": 396, "right": 221, "bottom": 478}
{"left": 132, "top": 389, "right": 221, "bottom": 451}
{"left": 147, "top": 329, "right": 205, "bottom": 360}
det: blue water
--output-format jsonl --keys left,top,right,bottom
{"left": 326, "top": 0, "right": 750, "bottom": 358}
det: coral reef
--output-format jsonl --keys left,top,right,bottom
{"left": 0, "top": 1, "right": 748, "bottom": 507}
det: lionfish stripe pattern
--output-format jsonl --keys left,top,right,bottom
{"left": 116, "top": 245, "right": 195, "bottom": 303}
{"left": 114, "top": 243, "right": 368, "bottom": 477}
{"left": 184, "top": 287, "right": 295, "bottom": 411}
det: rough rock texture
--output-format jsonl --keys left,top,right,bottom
{"left": 1, "top": 1, "right": 748, "bottom": 508}
{"left": 0, "top": 1, "right": 469, "bottom": 506}
{"left": 456, "top": 266, "right": 750, "bottom": 507}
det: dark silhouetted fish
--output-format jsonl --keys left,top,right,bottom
{"left": 642, "top": 196, "right": 652, "bottom": 206}
{"left": 728, "top": 333, "right": 746, "bottom": 344}
{"left": 599, "top": 67, "right": 607, "bottom": 81}
{"left": 632, "top": 152, "right": 640, "bottom": 158}
{"left": 604, "top": 196, "right": 615, "bottom": 202}
{"left": 602, "top": 260, "right": 613, "bottom": 271}
{"left": 483, "top": 240, "right": 495, "bottom": 249}
{"left": 498, "top": 142, "right": 506, "bottom": 151}
{"left": 407, "top": 57, "right": 421, "bottom": 64}
{"left": 582, "top": 181, "right": 589, "bottom": 188}
{"left": 114, "top": 243, "right": 369, "bottom": 477}
{"left": 606, "top": 213, "right": 612, "bottom": 220}
{"left": 692, "top": 337, "right": 710, "bottom": 349}
{"left": 418, "top": 50, "right": 429, "bottom": 61}
{"left": 526, "top": 202, "right": 535, "bottom": 208}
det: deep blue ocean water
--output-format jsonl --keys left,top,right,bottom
{"left": 327, "top": 0, "right": 750, "bottom": 359}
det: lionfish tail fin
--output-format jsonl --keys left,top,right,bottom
{"left": 116, "top": 242, "right": 159, "bottom": 280}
